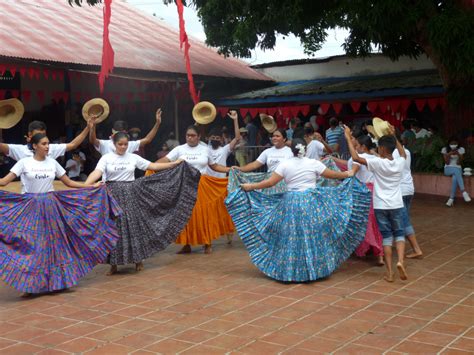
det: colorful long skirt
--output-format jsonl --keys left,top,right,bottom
{"left": 228, "top": 170, "right": 287, "bottom": 194}
{"left": 0, "top": 186, "right": 121, "bottom": 293}
{"left": 225, "top": 178, "right": 371, "bottom": 282}
{"left": 175, "top": 174, "right": 235, "bottom": 246}
{"left": 355, "top": 183, "right": 384, "bottom": 257}
{"left": 108, "top": 162, "right": 200, "bottom": 264}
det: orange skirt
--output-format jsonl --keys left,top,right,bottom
{"left": 145, "top": 170, "right": 235, "bottom": 245}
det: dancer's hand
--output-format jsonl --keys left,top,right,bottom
{"left": 231, "top": 166, "right": 241, "bottom": 171}
{"left": 155, "top": 108, "right": 162, "bottom": 125}
{"left": 227, "top": 110, "right": 238, "bottom": 120}
{"left": 343, "top": 125, "right": 352, "bottom": 138}
{"left": 93, "top": 182, "right": 103, "bottom": 188}
{"left": 241, "top": 183, "right": 253, "bottom": 191}
{"left": 347, "top": 169, "right": 355, "bottom": 178}
{"left": 175, "top": 159, "right": 184, "bottom": 165}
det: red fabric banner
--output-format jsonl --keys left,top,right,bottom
{"left": 399, "top": 99, "right": 411, "bottom": 113}
{"left": 319, "top": 103, "right": 330, "bottom": 114}
{"left": 415, "top": 99, "right": 426, "bottom": 111}
{"left": 9, "top": 66, "right": 17, "bottom": 77}
{"left": 10, "top": 90, "right": 20, "bottom": 98}
{"left": 0, "top": 65, "right": 6, "bottom": 76}
{"left": 332, "top": 103, "right": 343, "bottom": 114}
{"left": 427, "top": 98, "right": 439, "bottom": 111}
{"left": 43, "top": 68, "right": 50, "bottom": 79}
{"left": 367, "top": 101, "right": 379, "bottom": 113}
{"left": 300, "top": 105, "right": 310, "bottom": 116}
{"left": 176, "top": 0, "right": 200, "bottom": 105}
{"left": 240, "top": 108, "right": 250, "bottom": 118}
{"left": 21, "top": 90, "right": 31, "bottom": 104}
{"left": 74, "top": 92, "right": 82, "bottom": 102}
{"left": 248, "top": 108, "right": 259, "bottom": 118}
{"left": 0, "top": 90, "right": 5, "bottom": 100}
{"left": 217, "top": 107, "right": 228, "bottom": 117}
{"left": 19, "top": 67, "right": 27, "bottom": 78}
{"left": 98, "top": 0, "right": 115, "bottom": 93}
{"left": 350, "top": 101, "right": 361, "bottom": 113}
{"left": 36, "top": 90, "right": 45, "bottom": 104}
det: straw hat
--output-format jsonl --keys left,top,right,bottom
{"left": 372, "top": 117, "right": 391, "bottom": 139}
{"left": 260, "top": 113, "right": 277, "bottom": 133}
{"left": 0, "top": 98, "right": 24, "bottom": 129}
{"left": 82, "top": 98, "right": 110, "bottom": 123}
{"left": 192, "top": 101, "right": 216, "bottom": 125}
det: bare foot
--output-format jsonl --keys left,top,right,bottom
{"left": 204, "top": 244, "right": 212, "bottom": 254}
{"left": 376, "top": 256, "right": 385, "bottom": 266}
{"left": 383, "top": 273, "right": 394, "bottom": 283}
{"left": 135, "top": 262, "right": 144, "bottom": 272}
{"left": 397, "top": 262, "right": 408, "bottom": 280}
{"left": 177, "top": 245, "right": 191, "bottom": 254}
{"left": 406, "top": 252, "right": 423, "bottom": 259}
{"left": 106, "top": 265, "right": 118, "bottom": 276}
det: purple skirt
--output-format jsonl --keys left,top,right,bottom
{"left": 0, "top": 185, "right": 121, "bottom": 293}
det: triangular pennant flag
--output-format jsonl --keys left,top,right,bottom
{"left": 0, "top": 90, "right": 5, "bottom": 100}
{"left": 427, "top": 98, "right": 439, "bottom": 111}
{"left": 9, "top": 66, "right": 17, "bottom": 77}
{"left": 43, "top": 68, "right": 50, "bottom": 79}
{"left": 319, "top": 103, "right": 330, "bottom": 114}
{"left": 10, "top": 90, "right": 20, "bottom": 98}
{"left": 217, "top": 107, "right": 228, "bottom": 117}
{"left": 19, "top": 67, "right": 27, "bottom": 77}
{"left": 415, "top": 99, "right": 426, "bottom": 111}
{"left": 350, "top": 101, "right": 361, "bottom": 113}
{"left": 332, "top": 103, "right": 343, "bottom": 114}
{"left": 240, "top": 108, "right": 249, "bottom": 117}
{"left": 0, "top": 65, "right": 6, "bottom": 76}
{"left": 248, "top": 108, "right": 259, "bottom": 118}
{"left": 300, "top": 105, "right": 310, "bottom": 116}
{"left": 367, "top": 101, "right": 379, "bottom": 113}
{"left": 34, "top": 68, "right": 41, "bottom": 80}
{"left": 58, "top": 71, "right": 64, "bottom": 81}
{"left": 37, "top": 90, "right": 45, "bottom": 103}
{"left": 21, "top": 90, "right": 31, "bottom": 104}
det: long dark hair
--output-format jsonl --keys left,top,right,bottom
{"left": 445, "top": 136, "right": 460, "bottom": 153}
{"left": 112, "top": 131, "right": 129, "bottom": 144}
{"left": 290, "top": 138, "right": 307, "bottom": 157}
{"left": 29, "top": 133, "right": 48, "bottom": 151}
{"left": 272, "top": 128, "right": 287, "bottom": 140}
{"left": 357, "top": 135, "right": 375, "bottom": 151}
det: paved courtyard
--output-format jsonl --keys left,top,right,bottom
{"left": 0, "top": 193, "right": 472, "bottom": 354}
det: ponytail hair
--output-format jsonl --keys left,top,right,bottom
{"left": 112, "top": 131, "right": 129, "bottom": 144}
{"left": 356, "top": 135, "right": 375, "bottom": 151}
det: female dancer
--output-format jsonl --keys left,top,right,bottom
{"left": 0, "top": 133, "right": 119, "bottom": 296}
{"left": 226, "top": 139, "right": 371, "bottom": 282}
{"left": 154, "top": 125, "right": 233, "bottom": 254}
{"left": 85, "top": 131, "right": 199, "bottom": 274}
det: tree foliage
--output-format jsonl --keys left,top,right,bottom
{"left": 69, "top": 0, "right": 473, "bottom": 100}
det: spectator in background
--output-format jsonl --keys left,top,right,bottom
{"left": 401, "top": 120, "right": 416, "bottom": 147}
{"left": 325, "top": 117, "right": 344, "bottom": 153}
{"left": 65, "top": 150, "right": 82, "bottom": 181}
{"left": 244, "top": 115, "right": 258, "bottom": 147}
{"left": 221, "top": 126, "right": 232, "bottom": 145}
{"left": 412, "top": 121, "right": 431, "bottom": 139}
{"left": 286, "top": 118, "right": 298, "bottom": 141}
{"left": 165, "top": 131, "right": 180, "bottom": 150}
{"left": 156, "top": 143, "right": 170, "bottom": 160}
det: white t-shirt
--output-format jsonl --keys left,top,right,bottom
{"left": 393, "top": 148, "right": 414, "bottom": 196}
{"left": 257, "top": 146, "right": 293, "bottom": 172}
{"left": 275, "top": 157, "right": 327, "bottom": 191}
{"left": 207, "top": 144, "right": 231, "bottom": 178}
{"left": 366, "top": 156, "right": 405, "bottom": 209}
{"left": 96, "top": 139, "right": 141, "bottom": 155}
{"left": 441, "top": 147, "right": 465, "bottom": 168}
{"left": 66, "top": 159, "right": 81, "bottom": 178}
{"left": 167, "top": 143, "right": 212, "bottom": 174}
{"left": 414, "top": 128, "right": 431, "bottom": 139}
{"left": 348, "top": 153, "right": 375, "bottom": 184}
{"left": 96, "top": 152, "right": 151, "bottom": 182}
{"left": 7, "top": 143, "right": 67, "bottom": 161}
{"left": 305, "top": 140, "right": 325, "bottom": 160}
{"left": 10, "top": 157, "right": 66, "bottom": 194}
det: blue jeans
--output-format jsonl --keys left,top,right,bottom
{"left": 374, "top": 208, "right": 405, "bottom": 246}
{"left": 444, "top": 166, "right": 465, "bottom": 198}
{"left": 402, "top": 195, "right": 415, "bottom": 236}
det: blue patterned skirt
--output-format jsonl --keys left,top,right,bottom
{"left": 228, "top": 170, "right": 287, "bottom": 194}
{"left": 0, "top": 186, "right": 121, "bottom": 293}
{"left": 225, "top": 178, "right": 371, "bottom": 282}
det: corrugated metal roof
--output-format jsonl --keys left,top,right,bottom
{"left": 0, "top": 0, "right": 269, "bottom": 81}
{"left": 227, "top": 70, "right": 442, "bottom": 99}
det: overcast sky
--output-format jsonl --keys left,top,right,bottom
{"left": 126, "top": 0, "right": 348, "bottom": 65}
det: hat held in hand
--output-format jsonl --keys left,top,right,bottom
{"left": 82, "top": 98, "right": 110, "bottom": 123}
{"left": 372, "top": 117, "right": 391, "bottom": 139}
{"left": 260, "top": 113, "right": 277, "bottom": 133}
{"left": 192, "top": 101, "right": 216, "bottom": 125}
{"left": 0, "top": 98, "right": 24, "bottom": 129}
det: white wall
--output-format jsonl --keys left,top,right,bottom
{"left": 255, "top": 55, "right": 436, "bottom": 82}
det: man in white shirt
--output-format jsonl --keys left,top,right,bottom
{"left": 0, "top": 120, "right": 91, "bottom": 161}
{"left": 412, "top": 122, "right": 431, "bottom": 139}
{"left": 345, "top": 125, "right": 408, "bottom": 284}
{"left": 89, "top": 108, "right": 162, "bottom": 155}
{"left": 206, "top": 110, "right": 241, "bottom": 178}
